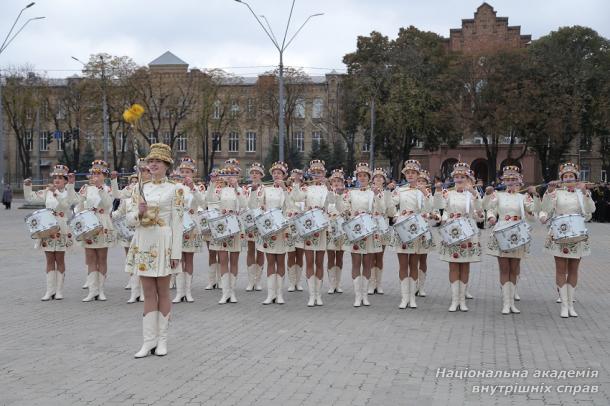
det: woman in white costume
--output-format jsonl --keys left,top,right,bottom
{"left": 23, "top": 165, "right": 78, "bottom": 301}
{"left": 368, "top": 168, "right": 393, "bottom": 295}
{"left": 415, "top": 169, "right": 437, "bottom": 298}
{"left": 326, "top": 169, "right": 346, "bottom": 294}
{"left": 391, "top": 160, "right": 432, "bottom": 309}
{"left": 434, "top": 162, "right": 483, "bottom": 312}
{"left": 250, "top": 161, "right": 291, "bottom": 305}
{"left": 336, "top": 162, "right": 387, "bottom": 307}
{"left": 243, "top": 162, "right": 266, "bottom": 292}
{"left": 78, "top": 160, "right": 115, "bottom": 302}
{"left": 286, "top": 169, "right": 305, "bottom": 292}
{"left": 203, "top": 168, "right": 222, "bottom": 290}
{"left": 206, "top": 160, "right": 246, "bottom": 304}
{"left": 291, "top": 160, "right": 331, "bottom": 307}
{"left": 539, "top": 162, "right": 595, "bottom": 318}
{"left": 483, "top": 165, "right": 538, "bottom": 314}
{"left": 125, "top": 143, "right": 184, "bottom": 358}
{"left": 173, "top": 157, "right": 206, "bottom": 304}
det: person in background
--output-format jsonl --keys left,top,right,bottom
{"left": 2, "top": 185, "right": 13, "bottom": 209}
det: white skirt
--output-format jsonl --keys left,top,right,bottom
{"left": 125, "top": 225, "right": 180, "bottom": 277}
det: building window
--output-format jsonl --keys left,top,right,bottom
{"left": 40, "top": 131, "right": 49, "bottom": 151}
{"left": 176, "top": 133, "right": 187, "bottom": 152}
{"left": 246, "top": 132, "right": 256, "bottom": 152}
{"left": 117, "top": 132, "right": 127, "bottom": 151}
{"left": 295, "top": 98, "right": 305, "bottom": 119}
{"left": 312, "top": 131, "right": 322, "bottom": 148}
{"left": 312, "top": 98, "right": 323, "bottom": 119}
{"left": 213, "top": 100, "right": 222, "bottom": 119}
{"left": 212, "top": 132, "right": 222, "bottom": 152}
{"left": 230, "top": 100, "right": 239, "bottom": 118}
{"left": 362, "top": 135, "right": 370, "bottom": 152}
{"left": 228, "top": 131, "right": 239, "bottom": 152}
{"left": 580, "top": 163, "right": 590, "bottom": 182}
{"left": 55, "top": 131, "right": 64, "bottom": 151}
{"left": 163, "top": 131, "right": 171, "bottom": 145}
{"left": 246, "top": 98, "right": 255, "bottom": 116}
{"left": 148, "top": 132, "right": 158, "bottom": 144}
{"left": 293, "top": 131, "right": 304, "bottom": 152}
{"left": 25, "top": 131, "right": 33, "bottom": 151}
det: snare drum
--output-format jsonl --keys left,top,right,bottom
{"left": 493, "top": 221, "right": 531, "bottom": 252}
{"left": 196, "top": 208, "right": 221, "bottom": 234}
{"left": 328, "top": 217, "right": 346, "bottom": 241}
{"left": 550, "top": 214, "right": 588, "bottom": 243}
{"left": 394, "top": 214, "right": 429, "bottom": 244}
{"left": 183, "top": 211, "right": 197, "bottom": 235}
{"left": 293, "top": 208, "right": 329, "bottom": 238}
{"left": 240, "top": 208, "right": 263, "bottom": 232}
{"left": 69, "top": 210, "right": 102, "bottom": 242}
{"left": 208, "top": 214, "right": 241, "bottom": 242}
{"left": 343, "top": 213, "right": 377, "bottom": 243}
{"left": 112, "top": 214, "right": 135, "bottom": 241}
{"left": 439, "top": 217, "right": 475, "bottom": 246}
{"left": 24, "top": 209, "right": 60, "bottom": 239}
{"left": 255, "top": 208, "right": 289, "bottom": 239}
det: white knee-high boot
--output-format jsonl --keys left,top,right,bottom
{"left": 218, "top": 273, "right": 230, "bottom": 304}
{"left": 509, "top": 282, "right": 520, "bottom": 314}
{"left": 82, "top": 272, "right": 99, "bottom": 302}
{"left": 97, "top": 273, "right": 107, "bottom": 301}
{"left": 567, "top": 284, "right": 578, "bottom": 317}
{"left": 399, "top": 278, "right": 409, "bottom": 309}
{"left": 295, "top": 265, "right": 304, "bottom": 291}
{"left": 559, "top": 285, "right": 569, "bottom": 318}
{"left": 41, "top": 270, "right": 57, "bottom": 301}
{"left": 315, "top": 277, "right": 323, "bottom": 306}
{"left": 128, "top": 273, "right": 141, "bottom": 304}
{"left": 307, "top": 276, "right": 316, "bottom": 307}
{"left": 155, "top": 312, "right": 170, "bottom": 356}
{"left": 246, "top": 265, "right": 255, "bottom": 291}
{"left": 501, "top": 282, "right": 511, "bottom": 315}
{"left": 327, "top": 267, "right": 336, "bottom": 294}
{"left": 185, "top": 273, "right": 194, "bottom": 302}
{"left": 55, "top": 271, "right": 65, "bottom": 300}
{"left": 134, "top": 311, "right": 159, "bottom": 358}
{"left": 287, "top": 265, "right": 296, "bottom": 292}
{"left": 448, "top": 281, "right": 459, "bottom": 312}
{"left": 262, "top": 273, "right": 277, "bottom": 305}
{"left": 458, "top": 281, "right": 468, "bottom": 312}
{"left": 361, "top": 276, "right": 370, "bottom": 306}
{"left": 229, "top": 273, "right": 238, "bottom": 303}
{"left": 254, "top": 264, "right": 263, "bottom": 291}
{"left": 408, "top": 277, "right": 417, "bottom": 308}
{"left": 276, "top": 274, "right": 285, "bottom": 304}
{"left": 335, "top": 266, "right": 343, "bottom": 293}
{"left": 172, "top": 272, "right": 186, "bottom": 303}
{"left": 353, "top": 276, "right": 362, "bottom": 307}
{"left": 416, "top": 269, "right": 427, "bottom": 297}
{"left": 376, "top": 267, "right": 384, "bottom": 294}
{"left": 205, "top": 263, "right": 218, "bottom": 290}
{"left": 368, "top": 267, "right": 377, "bottom": 294}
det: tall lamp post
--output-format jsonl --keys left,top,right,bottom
{"left": 72, "top": 55, "right": 110, "bottom": 163}
{"left": 0, "top": 2, "right": 45, "bottom": 185}
{"left": 234, "top": 0, "right": 322, "bottom": 162}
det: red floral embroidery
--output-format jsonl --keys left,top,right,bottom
{"left": 460, "top": 243, "right": 467, "bottom": 249}
{"left": 285, "top": 233, "right": 289, "bottom": 238}
{"left": 402, "top": 244, "right": 407, "bottom": 249}
{"left": 223, "top": 242, "right": 227, "bottom": 248}
{"left": 86, "top": 239, "right": 93, "bottom": 245}
{"left": 185, "top": 235, "right": 190, "bottom": 240}
{"left": 452, "top": 252, "right": 459, "bottom": 259}
{"left": 99, "top": 209, "right": 104, "bottom": 214}
{"left": 248, "top": 233, "right": 253, "bottom": 238}
{"left": 67, "top": 233, "right": 72, "bottom": 238}
{"left": 263, "top": 243, "right": 268, "bottom": 248}
{"left": 41, "top": 242, "right": 47, "bottom": 247}
{"left": 467, "top": 242, "right": 473, "bottom": 248}
{"left": 189, "top": 209, "right": 194, "bottom": 214}
{"left": 563, "top": 247, "right": 569, "bottom": 254}
{"left": 353, "top": 245, "right": 359, "bottom": 250}
{"left": 314, "top": 232, "right": 320, "bottom": 238}
{"left": 58, "top": 212, "right": 64, "bottom": 217}
{"left": 305, "top": 240, "right": 312, "bottom": 246}
{"left": 271, "top": 235, "right": 277, "bottom": 241}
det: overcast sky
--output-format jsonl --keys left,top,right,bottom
{"left": 1, "top": 0, "right": 609, "bottom": 78}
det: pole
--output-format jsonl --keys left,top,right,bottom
{"left": 0, "top": 73, "right": 4, "bottom": 185}
{"left": 100, "top": 56, "right": 109, "bottom": 163}
{"left": 278, "top": 51, "right": 285, "bottom": 163}
{"left": 36, "top": 107, "right": 41, "bottom": 180}
{"left": 369, "top": 97, "right": 375, "bottom": 169}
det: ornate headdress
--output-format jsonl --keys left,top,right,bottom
{"left": 270, "top": 161, "right": 288, "bottom": 175}
{"left": 401, "top": 159, "right": 421, "bottom": 176}
{"left": 145, "top": 143, "right": 174, "bottom": 165}
{"left": 89, "top": 160, "right": 110, "bottom": 175}
{"left": 224, "top": 158, "right": 241, "bottom": 174}
{"left": 329, "top": 168, "right": 345, "bottom": 180}
{"left": 354, "top": 162, "right": 372, "bottom": 177}
{"left": 418, "top": 169, "right": 431, "bottom": 184}
{"left": 559, "top": 162, "right": 579, "bottom": 179}
{"left": 249, "top": 162, "right": 265, "bottom": 175}
{"left": 178, "top": 156, "right": 197, "bottom": 172}
{"left": 309, "top": 159, "right": 326, "bottom": 173}
{"left": 50, "top": 164, "right": 69, "bottom": 178}
{"left": 501, "top": 165, "right": 522, "bottom": 181}
{"left": 372, "top": 167, "right": 388, "bottom": 182}
{"left": 451, "top": 162, "right": 471, "bottom": 178}
{"left": 290, "top": 168, "right": 303, "bottom": 176}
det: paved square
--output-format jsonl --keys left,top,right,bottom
{"left": 1, "top": 201, "right": 609, "bottom": 406}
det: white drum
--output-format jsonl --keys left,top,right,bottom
{"left": 183, "top": 211, "right": 197, "bottom": 235}
{"left": 196, "top": 208, "right": 221, "bottom": 235}
{"left": 343, "top": 213, "right": 377, "bottom": 243}
{"left": 24, "top": 208, "right": 60, "bottom": 239}
{"left": 69, "top": 210, "right": 102, "bottom": 242}
{"left": 374, "top": 215, "right": 390, "bottom": 235}
{"left": 293, "top": 208, "right": 329, "bottom": 238}
{"left": 208, "top": 214, "right": 241, "bottom": 242}
{"left": 394, "top": 214, "right": 429, "bottom": 244}
{"left": 240, "top": 208, "right": 263, "bottom": 232}
{"left": 550, "top": 214, "right": 588, "bottom": 243}
{"left": 493, "top": 220, "right": 531, "bottom": 252}
{"left": 328, "top": 217, "right": 346, "bottom": 241}
{"left": 112, "top": 214, "right": 135, "bottom": 241}
{"left": 255, "top": 208, "right": 289, "bottom": 239}
{"left": 439, "top": 217, "right": 475, "bottom": 246}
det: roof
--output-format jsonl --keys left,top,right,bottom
{"left": 149, "top": 51, "right": 188, "bottom": 67}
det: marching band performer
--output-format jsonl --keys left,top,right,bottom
{"left": 369, "top": 167, "right": 393, "bottom": 295}
{"left": 250, "top": 161, "right": 291, "bottom": 305}
{"left": 23, "top": 165, "right": 78, "bottom": 301}
{"left": 203, "top": 168, "right": 222, "bottom": 290}
{"left": 415, "top": 169, "right": 436, "bottom": 297}
{"left": 483, "top": 166, "right": 538, "bottom": 314}
{"left": 391, "top": 160, "right": 432, "bottom": 309}
{"left": 125, "top": 143, "right": 183, "bottom": 358}
{"left": 79, "top": 160, "right": 115, "bottom": 302}
{"left": 336, "top": 162, "right": 387, "bottom": 307}
{"left": 205, "top": 160, "right": 246, "bottom": 304}
{"left": 286, "top": 168, "right": 305, "bottom": 292}
{"left": 173, "top": 157, "right": 206, "bottom": 304}
{"left": 434, "top": 162, "right": 483, "bottom": 312}
{"left": 326, "top": 169, "right": 346, "bottom": 294}
{"left": 244, "top": 162, "right": 266, "bottom": 292}
{"left": 291, "top": 159, "right": 331, "bottom": 307}
{"left": 539, "top": 162, "right": 595, "bottom": 318}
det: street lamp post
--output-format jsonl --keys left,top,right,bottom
{"left": 72, "top": 55, "right": 110, "bottom": 163}
{"left": 0, "top": 2, "right": 44, "bottom": 185}
{"left": 234, "top": 0, "right": 322, "bottom": 162}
